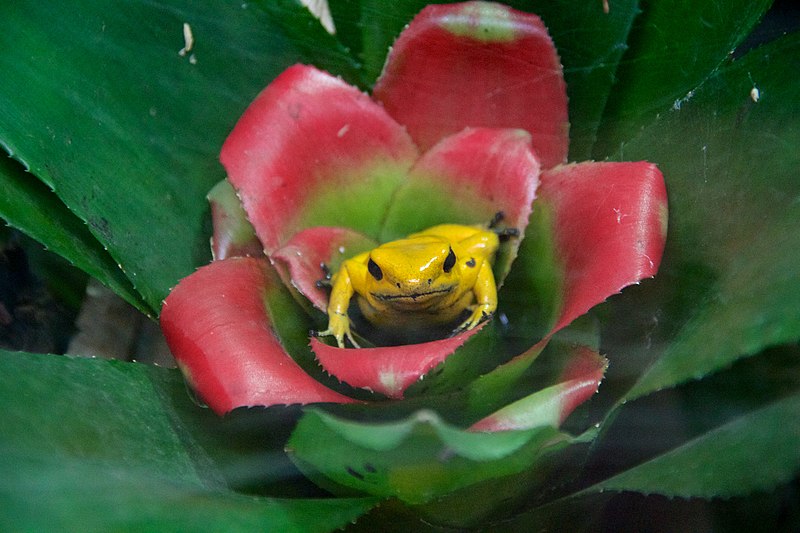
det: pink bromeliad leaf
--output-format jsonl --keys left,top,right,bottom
{"left": 160, "top": 257, "right": 354, "bottom": 414}
{"left": 382, "top": 127, "right": 540, "bottom": 282}
{"left": 373, "top": 2, "right": 569, "bottom": 168}
{"left": 221, "top": 64, "right": 418, "bottom": 253}
{"left": 272, "top": 226, "right": 377, "bottom": 311}
{"left": 542, "top": 161, "right": 668, "bottom": 334}
{"left": 312, "top": 325, "right": 486, "bottom": 399}
{"left": 469, "top": 345, "right": 607, "bottom": 432}
{"left": 469, "top": 161, "right": 666, "bottom": 400}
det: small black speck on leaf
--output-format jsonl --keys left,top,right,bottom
{"left": 346, "top": 466, "right": 364, "bottom": 480}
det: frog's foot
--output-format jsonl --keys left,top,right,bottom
{"left": 495, "top": 227, "right": 520, "bottom": 241}
{"left": 454, "top": 304, "right": 494, "bottom": 334}
{"left": 487, "top": 211, "right": 519, "bottom": 241}
{"left": 316, "top": 312, "right": 361, "bottom": 349}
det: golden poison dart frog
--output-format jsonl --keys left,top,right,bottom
{"left": 319, "top": 220, "right": 514, "bottom": 348}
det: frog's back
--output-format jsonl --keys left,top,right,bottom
{"left": 409, "top": 223, "right": 499, "bottom": 258}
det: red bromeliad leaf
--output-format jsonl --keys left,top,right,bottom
{"left": 311, "top": 325, "right": 486, "bottom": 399}
{"left": 160, "top": 257, "right": 354, "bottom": 414}
{"left": 207, "top": 179, "right": 263, "bottom": 260}
{"left": 542, "top": 161, "right": 668, "bottom": 335}
{"left": 272, "top": 226, "right": 377, "bottom": 311}
{"left": 221, "top": 64, "right": 418, "bottom": 254}
{"left": 381, "top": 127, "right": 540, "bottom": 281}
{"left": 466, "top": 162, "right": 666, "bottom": 403}
{"left": 373, "top": 2, "right": 569, "bottom": 169}
{"left": 469, "top": 345, "right": 607, "bottom": 432}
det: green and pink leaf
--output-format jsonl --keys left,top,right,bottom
{"left": 311, "top": 324, "right": 486, "bottom": 399}
{"left": 539, "top": 162, "right": 668, "bottom": 334}
{"left": 160, "top": 257, "right": 354, "bottom": 414}
{"left": 373, "top": 2, "right": 569, "bottom": 168}
{"left": 272, "top": 226, "right": 377, "bottom": 311}
{"left": 287, "top": 343, "right": 606, "bottom": 504}
{"left": 468, "top": 160, "right": 666, "bottom": 406}
{"left": 221, "top": 65, "right": 418, "bottom": 253}
{"left": 470, "top": 345, "right": 607, "bottom": 432}
{"left": 288, "top": 407, "right": 568, "bottom": 505}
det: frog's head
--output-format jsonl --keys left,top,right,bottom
{"left": 363, "top": 235, "right": 461, "bottom": 309}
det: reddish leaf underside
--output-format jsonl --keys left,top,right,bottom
{"left": 541, "top": 161, "right": 668, "bottom": 334}
{"left": 272, "top": 226, "right": 377, "bottom": 311}
{"left": 469, "top": 345, "right": 607, "bottom": 432}
{"left": 373, "top": 1, "right": 569, "bottom": 168}
{"left": 311, "top": 324, "right": 486, "bottom": 399}
{"left": 221, "top": 65, "right": 418, "bottom": 254}
{"left": 381, "top": 127, "right": 540, "bottom": 282}
{"left": 160, "top": 257, "right": 353, "bottom": 414}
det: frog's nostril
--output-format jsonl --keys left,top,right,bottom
{"left": 427, "top": 279, "right": 432, "bottom": 285}
{"left": 396, "top": 282, "right": 401, "bottom": 288}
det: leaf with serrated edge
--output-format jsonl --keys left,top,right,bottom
{"left": 288, "top": 408, "right": 569, "bottom": 504}
{"left": 0, "top": 350, "right": 379, "bottom": 531}
{"left": 618, "top": 34, "right": 800, "bottom": 402}
{"left": 587, "top": 393, "right": 800, "bottom": 498}
{"left": 0, "top": 1, "right": 362, "bottom": 311}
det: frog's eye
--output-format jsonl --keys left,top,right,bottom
{"left": 367, "top": 258, "right": 383, "bottom": 280}
{"left": 443, "top": 248, "right": 457, "bottom": 273}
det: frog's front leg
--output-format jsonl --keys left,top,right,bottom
{"left": 458, "top": 260, "right": 498, "bottom": 332}
{"left": 317, "top": 262, "right": 361, "bottom": 348}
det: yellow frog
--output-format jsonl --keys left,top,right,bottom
{"left": 318, "top": 221, "right": 510, "bottom": 348}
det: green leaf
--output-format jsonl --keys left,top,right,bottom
{"left": 288, "top": 342, "right": 606, "bottom": 515}
{"left": 615, "top": 33, "right": 800, "bottom": 401}
{"left": 329, "top": 0, "right": 365, "bottom": 62}
{"left": 493, "top": 349, "right": 800, "bottom": 528}
{"left": 253, "top": 0, "right": 365, "bottom": 87}
{"left": 594, "top": 0, "right": 773, "bottom": 156}
{"left": 287, "top": 408, "right": 568, "bottom": 505}
{"left": 0, "top": 155, "right": 149, "bottom": 314}
{"left": 0, "top": 350, "right": 378, "bottom": 531}
{"left": 588, "top": 392, "right": 800, "bottom": 498}
{"left": 0, "top": 1, "right": 358, "bottom": 312}
{"left": 512, "top": 0, "right": 640, "bottom": 160}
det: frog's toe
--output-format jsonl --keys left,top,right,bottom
{"left": 496, "top": 227, "right": 520, "bottom": 241}
{"left": 316, "top": 327, "right": 343, "bottom": 348}
{"left": 456, "top": 308, "right": 492, "bottom": 333}
{"left": 452, "top": 319, "right": 477, "bottom": 335}
{"left": 344, "top": 332, "right": 361, "bottom": 349}
{"left": 318, "top": 318, "right": 362, "bottom": 349}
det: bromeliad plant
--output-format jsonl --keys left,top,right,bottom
{"left": 2, "top": 0, "right": 800, "bottom": 530}
{"left": 160, "top": 0, "right": 666, "bottom": 505}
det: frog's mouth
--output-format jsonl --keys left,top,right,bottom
{"left": 371, "top": 286, "right": 455, "bottom": 303}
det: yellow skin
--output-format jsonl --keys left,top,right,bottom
{"left": 318, "top": 223, "right": 500, "bottom": 348}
